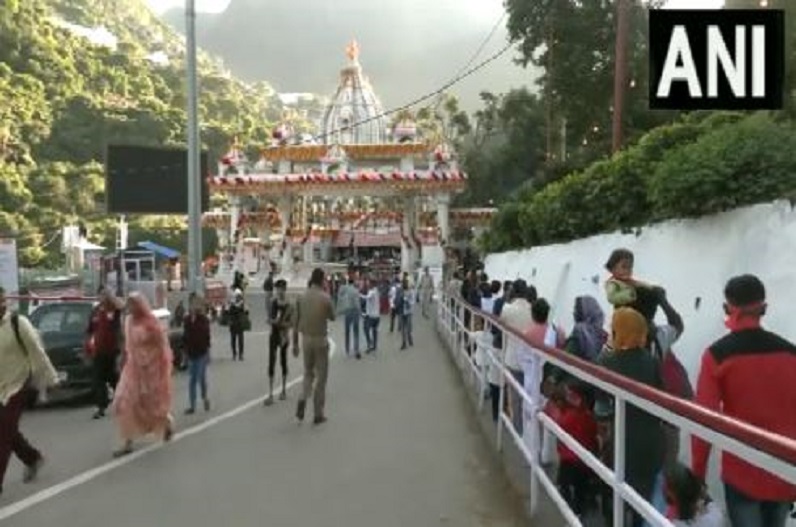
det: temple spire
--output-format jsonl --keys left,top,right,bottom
{"left": 346, "top": 39, "right": 360, "bottom": 63}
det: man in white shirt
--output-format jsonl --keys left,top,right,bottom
{"left": 362, "top": 279, "right": 381, "bottom": 353}
{"left": 388, "top": 278, "right": 401, "bottom": 333}
{"left": 0, "top": 287, "right": 59, "bottom": 493}
{"left": 499, "top": 279, "right": 535, "bottom": 436}
{"left": 336, "top": 278, "right": 362, "bottom": 359}
{"left": 417, "top": 267, "right": 434, "bottom": 318}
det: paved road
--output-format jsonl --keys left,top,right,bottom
{"left": 0, "top": 293, "right": 527, "bottom": 526}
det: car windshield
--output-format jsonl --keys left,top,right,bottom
{"left": 31, "top": 304, "right": 93, "bottom": 335}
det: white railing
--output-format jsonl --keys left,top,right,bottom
{"left": 435, "top": 293, "right": 796, "bottom": 527}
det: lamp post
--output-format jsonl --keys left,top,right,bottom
{"left": 611, "top": 0, "right": 630, "bottom": 153}
{"left": 186, "top": 0, "right": 203, "bottom": 294}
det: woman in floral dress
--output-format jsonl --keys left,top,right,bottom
{"left": 112, "top": 292, "right": 174, "bottom": 457}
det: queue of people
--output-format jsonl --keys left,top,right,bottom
{"left": 460, "top": 248, "right": 796, "bottom": 527}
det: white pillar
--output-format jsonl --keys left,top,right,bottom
{"left": 436, "top": 192, "right": 451, "bottom": 243}
{"left": 401, "top": 196, "right": 418, "bottom": 273}
{"left": 229, "top": 196, "right": 241, "bottom": 273}
{"left": 400, "top": 156, "right": 414, "bottom": 173}
{"left": 278, "top": 196, "right": 293, "bottom": 275}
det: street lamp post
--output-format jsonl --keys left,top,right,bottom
{"left": 186, "top": 0, "right": 203, "bottom": 294}
{"left": 612, "top": 0, "right": 630, "bottom": 153}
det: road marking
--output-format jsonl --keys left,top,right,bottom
{"left": 0, "top": 338, "right": 337, "bottom": 522}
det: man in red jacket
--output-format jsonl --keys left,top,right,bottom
{"left": 692, "top": 274, "right": 796, "bottom": 527}
{"left": 86, "top": 288, "right": 123, "bottom": 420}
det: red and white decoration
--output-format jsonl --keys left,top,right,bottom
{"left": 208, "top": 170, "right": 467, "bottom": 188}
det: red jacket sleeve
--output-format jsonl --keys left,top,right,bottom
{"left": 692, "top": 349, "right": 721, "bottom": 479}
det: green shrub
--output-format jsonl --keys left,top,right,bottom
{"left": 488, "top": 112, "right": 796, "bottom": 251}
{"left": 651, "top": 114, "right": 796, "bottom": 218}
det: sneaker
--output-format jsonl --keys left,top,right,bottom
{"left": 279, "top": 391, "right": 287, "bottom": 401}
{"left": 92, "top": 409, "right": 105, "bottom": 420}
{"left": 22, "top": 457, "right": 44, "bottom": 483}
{"left": 263, "top": 395, "right": 274, "bottom": 407}
{"left": 203, "top": 399, "right": 211, "bottom": 412}
{"left": 184, "top": 408, "right": 196, "bottom": 415}
{"left": 313, "top": 415, "right": 327, "bottom": 426}
{"left": 296, "top": 400, "right": 306, "bottom": 422}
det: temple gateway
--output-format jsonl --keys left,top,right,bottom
{"left": 203, "top": 41, "right": 493, "bottom": 286}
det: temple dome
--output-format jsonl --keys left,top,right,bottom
{"left": 320, "top": 40, "right": 388, "bottom": 145}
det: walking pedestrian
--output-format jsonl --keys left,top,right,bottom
{"left": 85, "top": 288, "right": 123, "bottom": 420}
{"left": 389, "top": 277, "right": 401, "bottom": 333}
{"left": 292, "top": 268, "right": 335, "bottom": 425}
{"left": 398, "top": 278, "right": 414, "bottom": 350}
{"left": 362, "top": 279, "right": 380, "bottom": 353}
{"left": 182, "top": 295, "right": 211, "bottom": 414}
{"left": 418, "top": 267, "right": 434, "bottom": 318}
{"left": 692, "top": 274, "right": 796, "bottom": 527}
{"left": 265, "top": 279, "right": 291, "bottom": 406}
{"left": 112, "top": 293, "right": 174, "bottom": 457}
{"left": 0, "top": 287, "right": 58, "bottom": 493}
{"left": 228, "top": 289, "right": 247, "bottom": 361}
{"left": 499, "top": 279, "right": 534, "bottom": 435}
{"left": 337, "top": 277, "right": 361, "bottom": 359}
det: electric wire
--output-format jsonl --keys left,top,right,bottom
{"left": 311, "top": 40, "right": 514, "bottom": 143}
{"left": 432, "top": 11, "right": 508, "bottom": 112}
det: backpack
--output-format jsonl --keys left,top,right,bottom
{"left": 661, "top": 349, "right": 694, "bottom": 399}
{"left": 394, "top": 287, "right": 405, "bottom": 313}
{"left": 10, "top": 312, "right": 39, "bottom": 407}
{"left": 651, "top": 328, "right": 694, "bottom": 400}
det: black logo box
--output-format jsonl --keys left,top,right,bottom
{"left": 649, "top": 9, "right": 785, "bottom": 110}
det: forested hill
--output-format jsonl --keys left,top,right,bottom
{"left": 0, "top": 0, "right": 284, "bottom": 267}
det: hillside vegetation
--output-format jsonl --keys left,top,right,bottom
{"left": 0, "top": 0, "right": 283, "bottom": 267}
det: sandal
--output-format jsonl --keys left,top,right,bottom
{"left": 113, "top": 443, "right": 133, "bottom": 458}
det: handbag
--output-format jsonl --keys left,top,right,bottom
{"left": 219, "top": 308, "right": 230, "bottom": 327}
{"left": 241, "top": 311, "right": 252, "bottom": 332}
{"left": 10, "top": 313, "right": 40, "bottom": 407}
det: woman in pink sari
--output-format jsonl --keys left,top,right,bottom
{"left": 112, "top": 293, "right": 174, "bottom": 457}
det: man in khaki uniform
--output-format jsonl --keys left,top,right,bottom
{"left": 292, "top": 268, "right": 335, "bottom": 425}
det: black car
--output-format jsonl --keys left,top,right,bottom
{"left": 28, "top": 301, "right": 186, "bottom": 403}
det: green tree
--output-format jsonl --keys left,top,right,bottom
{"left": 504, "top": 0, "right": 674, "bottom": 163}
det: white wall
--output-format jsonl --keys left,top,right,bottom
{"left": 485, "top": 200, "right": 796, "bottom": 515}
{"left": 485, "top": 199, "right": 796, "bottom": 389}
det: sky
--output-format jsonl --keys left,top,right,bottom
{"left": 145, "top": 0, "right": 724, "bottom": 15}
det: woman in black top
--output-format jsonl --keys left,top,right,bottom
{"left": 597, "top": 307, "right": 666, "bottom": 527}
{"left": 227, "top": 289, "right": 247, "bottom": 361}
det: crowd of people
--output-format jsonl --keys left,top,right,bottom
{"left": 0, "top": 263, "right": 436, "bottom": 494}
{"left": 454, "top": 248, "right": 795, "bottom": 527}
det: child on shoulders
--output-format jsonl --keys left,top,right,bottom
{"left": 604, "top": 248, "right": 658, "bottom": 311}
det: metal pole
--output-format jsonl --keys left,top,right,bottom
{"left": 186, "top": 0, "right": 204, "bottom": 294}
{"left": 612, "top": 0, "right": 630, "bottom": 153}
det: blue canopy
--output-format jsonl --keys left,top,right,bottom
{"left": 137, "top": 241, "right": 180, "bottom": 259}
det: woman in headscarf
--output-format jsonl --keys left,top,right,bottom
{"left": 597, "top": 307, "right": 666, "bottom": 527}
{"left": 112, "top": 293, "right": 174, "bottom": 457}
{"left": 541, "top": 296, "right": 607, "bottom": 399}
{"left": 569, "top": 296, "right": 608, "bottom": 362}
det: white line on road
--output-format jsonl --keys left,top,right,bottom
{"left": 0, "top": 338, "right": 337, "bottom": 522}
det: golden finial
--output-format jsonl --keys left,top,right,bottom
{"left": 346, "top": 39, "right": 360, "bottom": 62}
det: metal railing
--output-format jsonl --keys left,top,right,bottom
{"left": 435, "top": 293, "right": 796, "bottom": 527}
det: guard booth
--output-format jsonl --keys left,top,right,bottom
{"left": 101, "top": 248, "right": 160, "bottom": 305}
